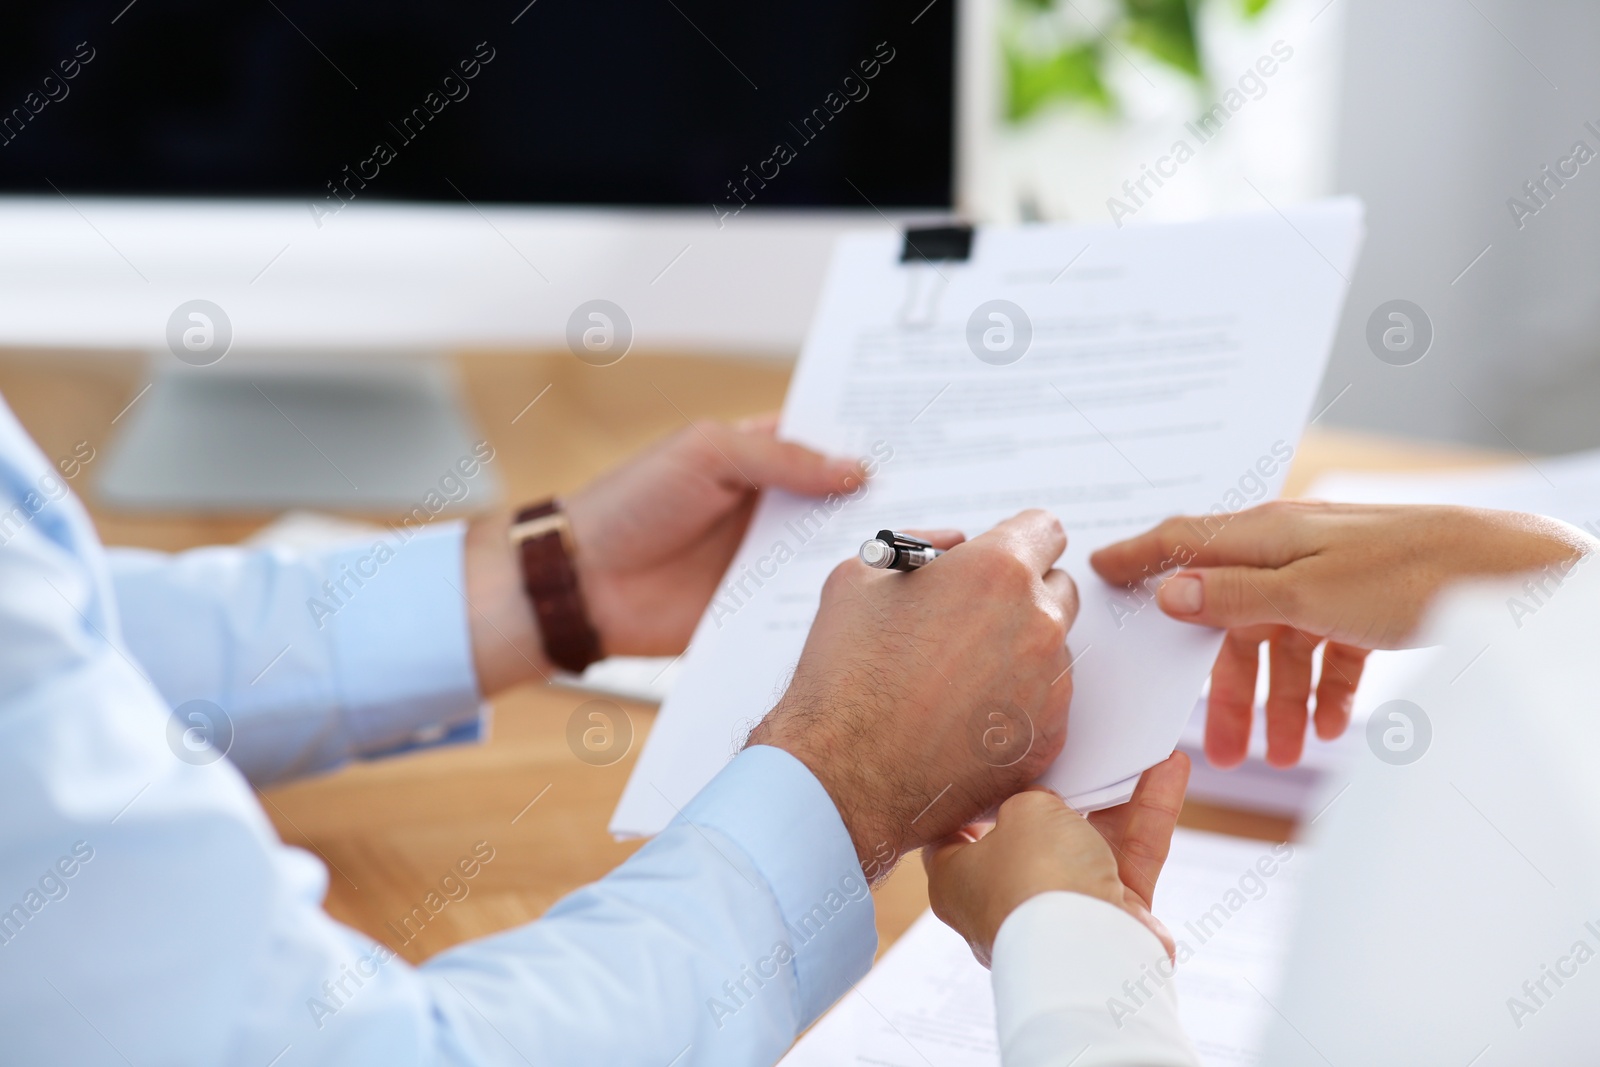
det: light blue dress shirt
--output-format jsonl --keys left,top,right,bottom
{"left": 0, "top": 394, "right": 875, "bottom": 1065}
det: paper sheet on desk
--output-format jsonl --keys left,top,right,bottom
{"left": 1309, "top": 455, "right": 1600, "bottom": 531}
{"left": 780, "top": 828, "right": 1308, "bottom": 1067}
{"left": 1177, "top": 645, "right": 1440, "bottom": 817}
{"left": 612, "top": 202, "right": 1364, "bottom": 837}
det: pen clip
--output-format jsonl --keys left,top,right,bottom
{"left": 880, "top": 530, "right": 933, "bottom": 551}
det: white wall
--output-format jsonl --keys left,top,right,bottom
{"left": 1320, "top": 0, "right": 1600, "bottom": 452}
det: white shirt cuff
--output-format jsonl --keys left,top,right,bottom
{"left": 992, "top": 892, "right": 1201, "bottom": 1067}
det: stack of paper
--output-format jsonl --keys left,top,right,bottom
{"left": 549, "top": 655, "right": 683, "bottom": 704}
{"left": 1308, "top": 449, "right": 1600, "bottom": 529}
{"left": 781, "top": 828, "right": 1310, "bottom": 1067}
{"left": 1176, "top": 647, "right": 1436, "bottom": 817}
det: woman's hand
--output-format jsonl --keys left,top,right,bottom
{"left": 923, "top": 754, "right": 1190, "bottom": 967}
{"left": 1090, "top": 501, "right": 1596, "bottom": 767}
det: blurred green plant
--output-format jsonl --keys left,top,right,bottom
{"left": 1004, "top": 0, "right": 1274, "bottom": 123}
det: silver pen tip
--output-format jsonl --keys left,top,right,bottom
{"left": 860, "top": 539, "right": 893, "bottom": 568}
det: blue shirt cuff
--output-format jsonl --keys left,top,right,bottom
{"left": 324, "top": 521, "right": 485, "bottom": 759}
{"left": 679, "top": 745, "right": 877, "bottom": 1025}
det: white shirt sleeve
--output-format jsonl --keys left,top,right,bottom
{"left": 990, "top": 892, "right": 1202, "bottom": 1067}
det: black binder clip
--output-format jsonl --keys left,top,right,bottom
{"left": 901, "top": 224, "right": 974, "bottom": 264}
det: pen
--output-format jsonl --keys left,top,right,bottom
{"left": 859, "top": 529, "right": 943, "bottom": 571}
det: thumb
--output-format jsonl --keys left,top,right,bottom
{"left": 715, "top": 421, "right": 865, "bottom": 497}
{"left": 1157, "top": 566, "right": 1301, "bottom": 630}
{"left": 921, "top": 824, "right": 982, "bottom": 883}
{"left": 921, "top": 826, "right": 999, "bottom": 968}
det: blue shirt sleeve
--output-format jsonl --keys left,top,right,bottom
{"left": 107, "top": 523, "right": 486, "bottom": 786}
{"left": 423, "top": 746, "right": 877, "bottom": 1064}
{"left": 0, "top": 394, "right": 877, "bottom": 1066}
{"left": 1, "top": 547, "right": 874, "bottom": 1065}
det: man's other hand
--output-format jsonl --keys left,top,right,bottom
{"left": 465, "top": 415, "right": 864, "bottom": 693}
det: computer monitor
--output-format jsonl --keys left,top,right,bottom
{"left": 0, "top": 1, "right": 958, "bottom": 508}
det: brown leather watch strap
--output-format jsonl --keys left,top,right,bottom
{"left": 510, "top": 499, "right": 603, "bottom": 674}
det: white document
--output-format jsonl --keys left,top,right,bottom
{"left": 549, "top": 656, "right": 683, "bottom": 704}
{"left": 613, "top": 202, "right": 1364, "bottom": 836}
{"left": 780, "top": 828, "right": 1309, "bottom": 1067}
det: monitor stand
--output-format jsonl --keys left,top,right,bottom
{"left": 97, "top": 353, "right": 501, "bottom": 512}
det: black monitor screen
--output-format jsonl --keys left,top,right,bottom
{"left": 0, "top": 0, "right": 954, "bottom": 210}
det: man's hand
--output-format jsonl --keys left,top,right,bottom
{"left": 464, "top": 415, "right": 864, "bottom": 694}
{"left": 564, "top": 414, "right": 866, "bottom": 655}
{"left": 923, "top": 754, "right": 1190, "bottom": 967}
{"left": 1091, "top": 501, "right": 1596, "bottom": 768}
{"left": 747, "top": 510, "right": 1079, "bottom": 878}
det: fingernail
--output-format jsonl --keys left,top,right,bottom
{"left": 1159, "top": 574, "right": 1203, "bottom": 615}
{"left": 835, "top": 459, "right": 866, "bottom": 479}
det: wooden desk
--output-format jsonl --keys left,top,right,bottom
{"left": 0, "top": 348, "right": 1515, "bottom": 965}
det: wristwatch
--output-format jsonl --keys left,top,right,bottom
{"left": 509, "top": 499, "right": 603, "bottom": 674}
